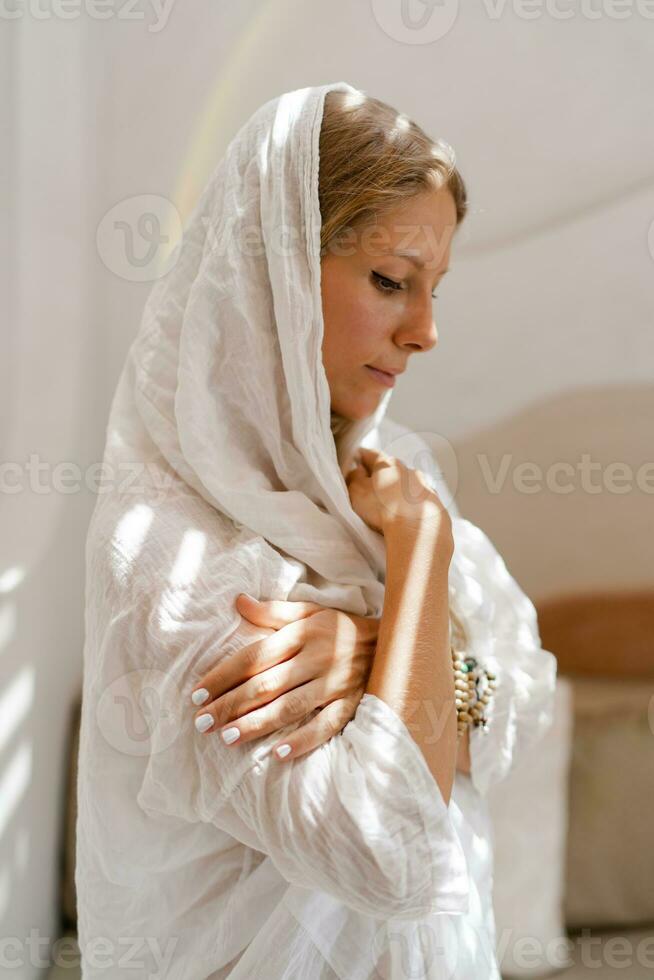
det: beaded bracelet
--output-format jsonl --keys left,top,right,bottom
{"left": 451, "top": 648, "right": 496, "bottom": 739}
{"left": 449, "top": 610, "right": 496, "bottom": 738}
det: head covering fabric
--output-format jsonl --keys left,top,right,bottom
{"left": 129, "top": 80, "right": 390, "bottom": 619}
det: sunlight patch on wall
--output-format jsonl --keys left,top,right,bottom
{"left": 0, "top": 603, "right": 16, "bottom": 657}
{"left": 0, "top": 742, "right": 32, "bottom": 841}
{"left": 0, "top": 566, "right": 25, "bottom": 596}
{"left": 0, "top": 667, "right": 35, "bottom": 757}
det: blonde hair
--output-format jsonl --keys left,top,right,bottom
{"left": 319, "top": 90, "right": 468, "bottom": 463}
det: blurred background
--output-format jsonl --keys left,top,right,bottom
{"left": 1, "top": 2, "right": 653, "bottom": 977}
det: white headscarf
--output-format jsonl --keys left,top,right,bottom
{"left": 127, "top": 80, "right": 390, "bottom": 618}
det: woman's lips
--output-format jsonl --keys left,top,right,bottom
{"left": 365, "top": 365, "right": 396, "bottom": 388}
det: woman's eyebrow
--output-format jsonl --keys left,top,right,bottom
{"left": 387, "top": 248, "right": 449, "bottom": 275}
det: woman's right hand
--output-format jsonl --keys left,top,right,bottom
{"left": 346, "top": 446, "right": 452, "bottom": 539}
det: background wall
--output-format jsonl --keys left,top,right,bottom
{"left": 2, "top": 2, "right": 652, "bottom": 974}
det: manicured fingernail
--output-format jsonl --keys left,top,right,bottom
{"left": 195, "top": 714, "right": 214, "bottom": 733}
{"left": 191, "top": 688, "right": 210, "bottom": 706}
{"left": 275, "top": 744, "right": 291, "bottom": 759}
{"left": 222, "top": 727, "right": 240, "bottom": 745}
{"left": 239, "top": 593, "right": 257, "bottom": 602}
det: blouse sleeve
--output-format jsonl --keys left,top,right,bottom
{"left": 129, "top": 580, "right": 470, "bottom": 922}
{"left": 452, "top": 519, "right": 559, "bottom": 799}
{"left": 198, "top": 693, "right": 470, "bottom": 921}
{"left": 137, "top": 688, "right": 469, "bottom": 920}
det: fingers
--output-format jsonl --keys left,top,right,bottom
{"left": 195, "top": 680, "right": 323, "bottom": 747}
{"left": 190, "top": 619, "right": 307, "bottom": 707}
{"left": 358, "top": 446, "right": 392, "bottom": 473}
{"left": 270, "top": 691, "right": 364, "bottom": 761}
{"left": 236, "top": 593, "right": 325, "bottom": 629}
{"left": 193, "top": 655, "right": 313, "bottom": 738}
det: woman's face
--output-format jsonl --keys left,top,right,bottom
{"left": 320, "top": 188, "right": 457, "bottom": 421}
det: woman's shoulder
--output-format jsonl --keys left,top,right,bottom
{"left": 85, "top": 476, "right": 280, "bottom": 606}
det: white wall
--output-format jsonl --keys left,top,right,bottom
{"left": 1, "top": 15, "right": 96, "bottom": 979}
{"left": 3, "top": 1, "right": 653, "bottom": 971}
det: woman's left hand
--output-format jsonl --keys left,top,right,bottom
{"left": 190, "top": 594, "right": 379, "bottom": 761}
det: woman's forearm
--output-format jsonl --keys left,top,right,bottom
{"left": 456, "top": 726, "right": 471, "bottom": 775}
{"left": 365, "top": 517, "right": 459, "bottom": 805}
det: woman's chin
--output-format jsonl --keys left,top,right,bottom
{"left": 335, "top": 400, "right": 381, "bottom": 423}
{"left": 331, "top": 384, "right": 385, "bottom": 423}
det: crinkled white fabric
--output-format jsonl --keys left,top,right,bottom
{"left": 75, "top": 82, "right": 558, "bottom": 979}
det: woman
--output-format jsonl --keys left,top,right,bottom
{"left": 76, "top": 82, "right": 557, "bottom": 979}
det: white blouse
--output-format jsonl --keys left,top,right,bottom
{"left": 76, "top": 458, "right": 558, "bottom": 980}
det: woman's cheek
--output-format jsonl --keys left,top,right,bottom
{"left": 353, "top": 301, "right": 393, "bottom": 346}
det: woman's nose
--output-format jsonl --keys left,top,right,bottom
{"left": 398, "top": 298, "right": 439, "bottom": 352}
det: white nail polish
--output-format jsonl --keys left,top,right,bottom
{"left": 191, "top": 688, "right": 210, "bottom": 706}
{"left": 222, "top": 727, "right": 240, "bottom": 745}
{"left": 195, "top": 714, "right": 214, "bottom": 733}
{"left": 275, "top": 744, "right": 291, "bottom": 758}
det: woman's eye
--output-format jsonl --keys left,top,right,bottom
{"left": 372, "top": 271, "right": 439, "bottom": 300}
{"left": 371, "top": 271, "right": 402, "bottom": 293}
